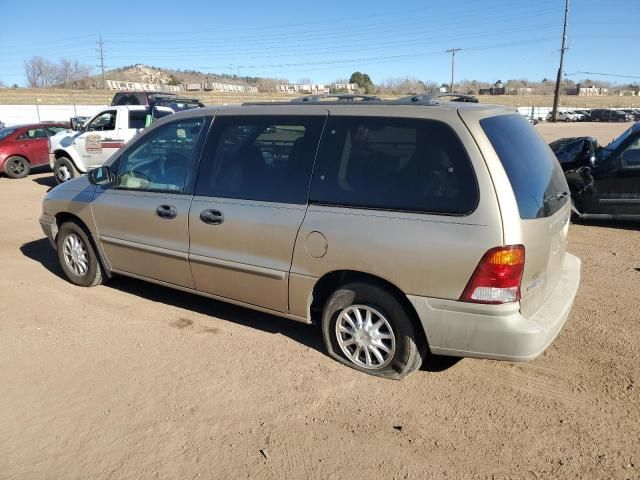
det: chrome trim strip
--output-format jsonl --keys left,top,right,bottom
{"left": 100, "top": 235, "right": 187, "bottom": 260}
{"left": 188, "top": 254, "right": 286, "bottom": 280}
{"left": 598, "top": 198, "right": 640, "bottom": 205}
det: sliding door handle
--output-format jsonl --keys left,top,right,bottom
{"left": 200, "top": 209, "right": 224, "bottom": 225}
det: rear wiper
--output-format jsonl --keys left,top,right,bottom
{"left": 544, "top": 191, "right": 569, "bottom": 204}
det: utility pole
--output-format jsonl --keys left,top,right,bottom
{"left": 97, "top": 35, "right": 106, "bottom": 89}
{"left": 446, "top": 48, "right": 462, "bottom": 94}
{"left": 551, "top": 0, "right": 570, "bottom": 122}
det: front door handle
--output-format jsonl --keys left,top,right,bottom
{"left": 200, "top": 209, "right": 224, "bottom": 225}
{"left": 156, "top": 204, "right": 177, "bottom": 219}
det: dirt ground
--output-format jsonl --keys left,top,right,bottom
{"left": 0, "top": 122, "right": 638, "bottom": 480}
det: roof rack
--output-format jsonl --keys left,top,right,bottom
{"left": 289, "top": 94, "right": 381, "bottom": 103}
{"left": 394, "top": 93, "right": 479, "bottom": 105}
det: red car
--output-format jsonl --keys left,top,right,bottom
{"left": 0, "top": 123, "right": 68, "bottom": 178}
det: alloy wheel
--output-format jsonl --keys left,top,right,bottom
{"left": 335, "top": 305, "right": 396, "bottom": 369}
{"left": 62, "top": 233, "right": 89, "bottom": 276}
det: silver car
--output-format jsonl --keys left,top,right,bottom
{"left": 40, "top": 96, "right": 581, "bottom": 379}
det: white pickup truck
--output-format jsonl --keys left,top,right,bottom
{"left": 49, "top": 105, "right": 149, "bottom": 183}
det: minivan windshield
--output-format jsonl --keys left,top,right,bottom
{"left": 481, "top": 114, "right": 568, "bottom": 219}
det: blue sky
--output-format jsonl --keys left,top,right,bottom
{"left": 0, "top": 0, "right": 638, "bottom": 86}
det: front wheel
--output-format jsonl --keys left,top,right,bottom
{"left": 321, "top": 282, "right": 422, "bottom": 379}
{"left": 56, "top": 222, "right": 104, "bottom": 287}
{"left": 54, "top": 156, "right": 78, "bottom": 184}
{"left": 4, "top": 156, "right": 30, "bottom": 179}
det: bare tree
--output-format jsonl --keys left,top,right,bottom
{"left": 257, "top": 77, "right": 287, "bottom": 92}
{"left": 24, "top": 56, "right": 59, "bottom": 88}
{"left": 58, "top": 58, "right": 92, "bottom": 88}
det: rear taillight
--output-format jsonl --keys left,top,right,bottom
{"left": 460, "top": 245, "right": 525, "bottom": 304}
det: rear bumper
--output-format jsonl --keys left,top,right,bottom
{"left": 39, "top": 213, "right": 58, "bottom": 250}
{"left": 408, "top": 253, "right": 581, "bottom": 361}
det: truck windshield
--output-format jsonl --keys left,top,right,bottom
{"left": 604, "top": 122, "right": 640, "bottom": 151}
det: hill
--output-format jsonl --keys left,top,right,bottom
{"left": 103, "top": 64, "right": 265, "bottom": 88}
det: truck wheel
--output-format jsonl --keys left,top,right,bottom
{"left": 54, "top": 157, "right": 78, "bottom": 184}
{"left": 3, "top": 156, "right": 30, "bottom": 179}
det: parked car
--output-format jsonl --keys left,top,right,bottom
{"left": 589, "top": 109, "right": 633, "bottom": 122}
{"left": 111, "top": 91, "right": 204, "bottom": 111}
{"left": 50, "top": 99, "right": 206, "bottom": 184}
{"left": 573, "top": 109, "right": 592, "bottom": 121}
{"left": 566, "top": 111, "right": 587, "bottom": 121}
{"left": 546, "top": 111, "right": 574, "bottom": 122}
{"left": 40, "top": 96, "right": 581, "bottom": 379}
{"left": 111, "top": 91, "right": 177, "bottom": 106}
{"left": 621, "top": 109, "right": 640, "bottom": 121}
{"left": 49, "top": 106, "right": 150, "bottom": 184}
{"left": 0, "top": 123, "right": 68, "bottom": 178}
{"left": 550, "top": 121, "right": 640, "bottom": 219}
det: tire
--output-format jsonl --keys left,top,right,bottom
{"left": 54, "top": 156, "right": 78, "bottom": 184}
{"left": 321, "top": 282, "right": 422, "bottom": 380}
{"left": 56, "top": 222, "right": 104, "bottom": 287}
{"left": 3, "top": 156, "right": 30, "bottom": 179}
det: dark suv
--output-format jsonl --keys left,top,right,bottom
{"left": 550, "top": 121, "right": 640, "bottom": 219}
{"left": 589, "top": 109, "right": 634, "bottom": 122}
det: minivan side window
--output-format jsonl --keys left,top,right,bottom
{"left": 481, "top": 114, "right": 568, "bottom": 219}
{"left": 115, "top": 117, "right": 206, "bottom": 193}
{"left": 195, "top": 116, "right": 325, "bottom": 204}
{"left": 309, "top": 117, "right": 478, "bottom": 215}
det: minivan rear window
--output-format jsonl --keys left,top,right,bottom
{"left": 480, "top": 114, "right": 568, "bottom": 219}
{"left": 310, "top": 117, "right": 478, "bottom": 215}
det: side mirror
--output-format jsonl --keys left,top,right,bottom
{"left": 88, "top": 166, "right": 112, "bottom": 185}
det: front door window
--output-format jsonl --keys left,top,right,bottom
{"left": 116, "top": 117, "right": 206, "bottom": 192}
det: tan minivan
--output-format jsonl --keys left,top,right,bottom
{"left": 40, "top": 96, "right": 581, "bottom": 379}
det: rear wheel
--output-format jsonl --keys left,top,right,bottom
{"left": 56, "top": 222, "right": 104, "bottom": 287}
{"left": 4, "top": 156, "right": 30, "bottom": 179}
{"left": 321, "top": 282, "right": 422, "bottom": 379}
{"left": 54, "top": 156, "right": 78, "bottom": 184}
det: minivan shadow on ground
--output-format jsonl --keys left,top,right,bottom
{"left": 20, "top": 237, "right": 460, "bottom": 373}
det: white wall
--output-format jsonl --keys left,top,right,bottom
{"left": 0, "top": 105, "right": 107, "bottom": 126}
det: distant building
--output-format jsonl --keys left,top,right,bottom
{"left": 575, "top": 84, "right": 608, "bottom": 96}
{"left": 479, "top": 87, "right": 505, "bottom": 95}
{"left": 105, "top": 80, "right": 181, "bottom": 92}
{"left": 331, "top": 83, "right": 359, "bottom": 93}
{"left": 615, "top": 89, "right": 638, "bottom": 96}
{"left": 278, "top": 83, "right": 358, "bottom": 94}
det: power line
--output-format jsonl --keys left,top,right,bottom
{"left": 567, "top": 71, "right": 640, "bottom": 80}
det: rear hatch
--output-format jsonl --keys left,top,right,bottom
{"left": 478, "top": 114, "right": 571, "bottom": 318}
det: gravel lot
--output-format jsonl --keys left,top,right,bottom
{"left": 0, "top": 122, "right": 638, "bottom": 479}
